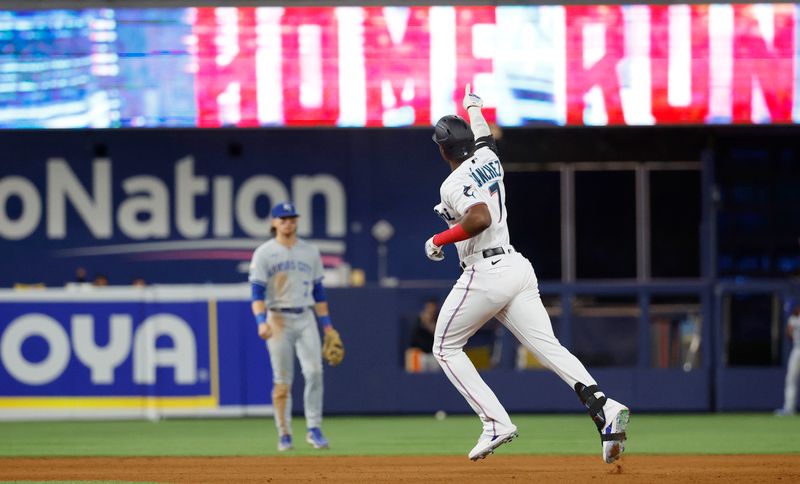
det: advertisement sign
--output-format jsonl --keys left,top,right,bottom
{"left": 0, "top": 286, "right": 275, "bottom": 418}
{"left": 0, "top": 301, "right": 214, "bottom": 396}
{"left": 0, "top": 128, "right": 452, "bottom": 287}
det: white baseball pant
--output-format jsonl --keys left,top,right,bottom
{"left": 434, "top": 252, "right": 597, "bottom": 436}
{"left": 782, "top": 346, "right": 800, "bottom": 413}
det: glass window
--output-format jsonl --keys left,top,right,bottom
{"left": 649, "top": 295, "right": 702, "bottom": 369}
{"left": 504, "top": 171, "right": 561, "bottom": 280}
{"left": 650, "top": 170, "right": 701, "bottom": 278}
{"left": 724, "top": 293, "right": 780, "bottom": 366}
{"left": 576, "top": 171, "right": 636, "bottom": 279}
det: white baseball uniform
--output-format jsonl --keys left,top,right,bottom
{"left": 249, "top": 238, "right": 325, "bottom": 436}
{"left": 432, "top": 135, "right": 599, "bottom": 438}
{"left": 781, "top": 314, "right": 800, "bottom": 413}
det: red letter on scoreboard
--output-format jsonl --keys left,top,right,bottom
{"left": 650, "top": 5, "right": 710, "bottom": 124}
{"left": 454, "top": 6, "right": 496, "bottom": 122}
{"left": 732, "top": 5, "right": 794, "bottom": 123}
{"left": 363, "top": 7, "right": 431, "bottom": 126}
{"left": 194, "top": 8, "right": 259, "bottom": 127}
{"left": 281, "top": 7, "right": 340, "bottom": 126}
{"left": 565, "top": 6, "right": 625, "bottom": 125}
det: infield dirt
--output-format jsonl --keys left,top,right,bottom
{"left": 2, "top": 455, "right": 799, "bottom": 483}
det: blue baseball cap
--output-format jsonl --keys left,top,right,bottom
{"left": 271, "top": 201, "right": 298, "bottom": 218}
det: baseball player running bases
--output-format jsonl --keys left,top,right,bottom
{"left": 249, "top": 202, "right": 345, "bottom": 452}
{"left": 425, "top": 86, "right": 630, "bottom": 463}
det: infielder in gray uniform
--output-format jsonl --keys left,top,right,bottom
{"left": 776, "top": 305, "right": 800, "bottom": 416}
{"left": 249, "top": 201, "right": 344, "bottom": 452}
{"left": 425, "top": 85, "right": 630, "bottom": 463}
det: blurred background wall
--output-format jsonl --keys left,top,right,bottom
{"left": 1, "top": 1, "right": 799, "bottom": 418}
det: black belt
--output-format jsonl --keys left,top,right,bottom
{"left": 272, "top": 307, "right": 308, "bottom": 314}
{"left": 460, "top": 247, "right": 509, "bottom": 269}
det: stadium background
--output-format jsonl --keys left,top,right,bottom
{"left": 1, "top": 1, "right": 800, "bottom": 480}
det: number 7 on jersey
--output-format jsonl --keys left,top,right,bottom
{"left": 489, "top": 181, "right": 503, "bottom": 223}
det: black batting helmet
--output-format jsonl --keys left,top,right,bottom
{"left": 432, "top": 115, "right": 475, "bottom": 161}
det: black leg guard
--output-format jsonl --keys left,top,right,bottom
{"left": 575, "top": 383, "right": 607, "bottom": 431}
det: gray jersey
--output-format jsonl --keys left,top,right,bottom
{"left": 249, "top": 238, "right": 324, "bottom": 309}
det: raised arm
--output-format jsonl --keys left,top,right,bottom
{"left": 463, "top": 84, "right": 491, "bottom": 139}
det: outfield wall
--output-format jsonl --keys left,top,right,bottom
{"left": 0, "top": 285, "right": 788, "bottom": 420}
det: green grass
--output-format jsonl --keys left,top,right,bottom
{"left": 1, "top": 414, "right": 799, "bottom": 457}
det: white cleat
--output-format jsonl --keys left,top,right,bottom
{"left": 600, "top": 399, "right": 630, "bottom": 464}
{"left": 468, "top": 428, "right": 518, "bottom": 461}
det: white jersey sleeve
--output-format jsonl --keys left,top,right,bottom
{"left": 441, "top": 179, "right": 486, "bottom": 220}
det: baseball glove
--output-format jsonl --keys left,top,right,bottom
{"left": 322, "top": 328, "right": 345, "bottom": 366}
